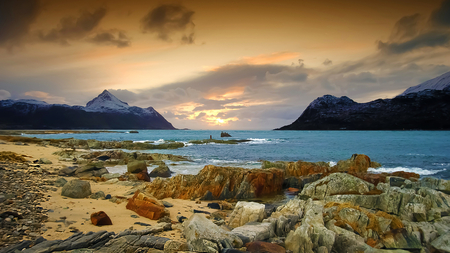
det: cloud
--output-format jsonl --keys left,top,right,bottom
{"left": 389, "top": 13, "right": 421, "bottom": 41}
{"left": 0, "top": 0, "right": 40, "bottom": 49}
{"left": 88, "top": 30, "right": 130, "bottom": 48}
{"left": 141, "top": 4, "right": 195, "bottom": 43}
{"left": 346, "top": 72, "right": 377, "bottom": 83}
{"left": 39, "top": 7, "right": 107, "bottom": 45}
{"left": 323, "top": 59, "right": 333, "bottom": 66}
{"left": 0, "top": 90, "right": 11, "bottom": 100}
{"left": 22, "top": 90, "right": 66, "bottom": 104}
{"left": 430, "top": 0, "right": 450, "bottom": 27}
{"left": 378, "top": 1, "right": 450, "bottom": 54}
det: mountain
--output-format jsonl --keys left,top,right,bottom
{"left": 0, "top": 90, "right": 175, "bottom": 130}
{"left": 276, "top": 72, "right": 450, "bottom": 130}
{"left": 400, "top": 71, "right": 450, "bottom": 96}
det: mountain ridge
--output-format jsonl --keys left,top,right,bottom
{"left": 277, "top": 72, "right": 450, "bottom": 130}
{"left": 0, "top": 90, "right": 175, "bottom": 130}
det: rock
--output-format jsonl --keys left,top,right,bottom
{"left": 431, "top": 233, "right": 450, "bottom": 252}
{"left": 228, "top": 201, "right": 266, "bottom": 228}
{"left": 421, "top": 177, "right": 450, "bottom": 194}
{"left": 183, "top": 214, "right": 243, "bottom": 253}
{"left": 145, "top": 165, "right": 284, "bottom": 200}
{"left": 129, "top": 130, "right": 139, "bottom": 133}
{"left": 90, "top": 191, "right": 106, "bottom": 199}
{"left": 285, "top": 199, "right": 335, "bottom": 253}
{"left": 61, "top": 179, "right": 92, "bottom": 198}
{"left": 381, "top": 228, "right": 422, "bottom": 250}
{"left": 39, "top": 158, "right": 53, "bottom": 164}
{"left": 149, "top": 165, "right": 172, "bottom": 178}
{"left": 335, "top": 154, "right": 374, "bottom": 173}
{"left": 75, "top": 161, "right": 108, "bottom": 178}
{"left": 231, "top": 222, "right": 275, "bottom": 244}
{"left": 300, "top": 173, "right": 374, "bottom": 200}
{"left": 55, "top": 178, "right": 68, "bottom": 187}
{"left": 91, "top": 211, "right": 113, "bottom": 226}
{"left": 207, "top": 203, "right": 221, "bottom": 209}
{"left": 164, "top": 240, "right": 189, "bottom": 253}
{"left": 102, "top": 173, "right": 120, "bottom": 180}
{"left": 162, "top": 201, "right": 173, "bottom": 208}
{"left": 126, "top": 190, "right": 169, "bottom": 220}
{"left": 246, "top": 241, "right": 285, "bottom": 253}
{"left": 58, "top": 167, "right": 76, "bottom": 176}
{"left": 127, "top": 161, "right": 148, "bottom": 174}
{"left": 221, "top": 132, "right": 232, "bottom": 137}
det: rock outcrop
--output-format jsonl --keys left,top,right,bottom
{"left": 183, "top": 214, "right": 243, "bottom": 253}
{"left": 144, "top": 165, "right": 284, "bottom": 200}
{"left": 228, "top": 201, "right": 266, "bottom": 228}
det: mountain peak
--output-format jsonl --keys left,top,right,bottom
{"left": 85, "top": 89, "right": 130, "bottom": 113}
{"left": 399, "top": 71, "right": 450, "bottom": 96}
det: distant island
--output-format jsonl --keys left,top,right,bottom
{"left": 0, "top": 90, "right": 175, "bottom": 130}
{"left": 277, "top": 71, "right": 450, "bottom": 130}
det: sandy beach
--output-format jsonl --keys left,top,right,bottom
{"left": 0, "top": 141, "right": 221, "bottom": 243}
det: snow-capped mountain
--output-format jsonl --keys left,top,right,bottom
{"left": 85, "top": 90, "right": 130, "bottom": 113}
{"left": 277, "top": 72, "right": 450, "bottom": 130}
{"left": 0, "top": 90, "right": 175, "bottom": 129}
{"left": 399, "top": 71, "right": 450, "bottom": 96}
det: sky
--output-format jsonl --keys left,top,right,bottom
{"left": 1, "top": 0, "right": 450, "bottom": 130}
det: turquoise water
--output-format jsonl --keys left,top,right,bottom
{"left": 25, "top": 130, "right": 450, "bottom": 178}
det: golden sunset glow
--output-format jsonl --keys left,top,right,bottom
{"left": 1, "top": 0, "right": 449, "bottom": 129}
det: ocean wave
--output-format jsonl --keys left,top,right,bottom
{"left": 368, "top": 166, "right": 443, "bottom": 175}
{"left": 329, "top": 161, "right": 337, "bottom": 167}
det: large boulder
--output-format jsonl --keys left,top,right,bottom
{"left": 61, "top": 179, "right": 92, "bottom": 198}
{"left": 149, "top": 165, "right": 172, "bottom": 178}
{"left": 126, "top": 191, "right": 169, "bottom": 220}
{"left": 335, "top": 154, "right": 378, "bottom": 173}
{"left": 300, "top": 173, "right": 374, "bottom": 200}
{"left": 184, "top": 214, "right": 243, "bottom": 253}
{"left": 127, "top": 160, "right": 148, "bottom": 173}
{"left": 246, "top": 241, "right": 285, "bottom": 253}
{"left": 144, "top": 165, "right": 284, "bottom": 200}
{"left": 228, "top": 201, "right": 266, "bottom": 228}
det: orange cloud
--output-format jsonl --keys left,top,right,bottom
{"left": 241, "top": 51, "right": 301, "bottom": 65}
{"left": 22, "top": 91, "right": 67, "bottom": 104}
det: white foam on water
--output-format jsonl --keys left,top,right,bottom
{"left": 154, "top": 139, "right": 165, "bottom": 144}
{"left": 368, "top": 166, "right": 443, "bottom": 175}
{"left": 329, "top": 161, "right": 337, "bottom": 167}
{"left": 133, "top": 140, "right": 150, "bottom": 143}
{"left": 246, "top": 138, "right": 271, "bottom": 144}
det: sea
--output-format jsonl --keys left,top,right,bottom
{"left": 24, "top": 130, "right": 450, "bottom": 179}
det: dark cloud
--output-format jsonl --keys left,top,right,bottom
{"left": 389, "top": 13, "right": 421, "bottom": 41}
{"left": 0, "top": 0, "right": 40, "bottom": 49}
{"left": 141, "top": 4, "right": 195, "bottom": 43}
{"left": 39, "top": 8, "right": 107, "bottom": 45}
{"left": 88, "top": 31, "right": 130, "bottom": 48}
{"left": 323, "top": 59, "right": 333, "bottom": 66}
{"left": 378, "top": 1, "right": 450, "bottom": 55}
{"left": 378, "top": 31, "right": 450, "bottom": 54}
{"left": 430, "top": 0, "right": 450, "bottom": 27}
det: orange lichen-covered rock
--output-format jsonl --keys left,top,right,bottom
{"left": 126, "top": 190, "right": 169, "bottom": 220}
{"left": 144, "top": 165, "right": 284, "bottom": 200}
{"left": 336, "top": 154, "right": 373, "bottom": 174}
{"left": 285, "top": 160, "right": 334, "bottom": 177}
{"left": 90, "top": 211, "right": 112, "bottom": 226}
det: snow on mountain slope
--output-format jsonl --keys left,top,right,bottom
{"left": 400, "top": 71, "right": 450, "bottom": 96}
{"left": 85, "top": 90, "right": 130, "bottom": 113}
